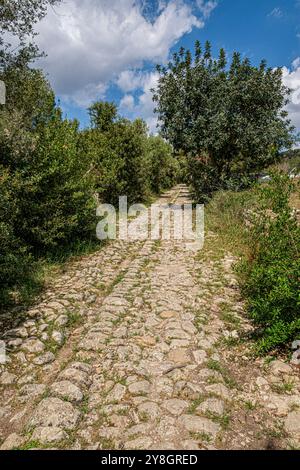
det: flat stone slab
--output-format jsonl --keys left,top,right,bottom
{"left": 21, "top": 339, "right": 45, "bottom": 354}
{"left": 30, "top": 398, "right": 80, "bottom": 430}
{"left": 196, "top": 398, "right": 225, "bottom": 416}
{"left": 58, "top": 367, "right": 90, "bottom": 388}
{"left": 138, "top": 402, "right": 160, "bottom": 418}
{"left": 168, "top": 348, "right": 191, "bottom": 364}
{"left": 0, "top": 372, "right": 17, "bottom": 385}
{"left": 33, "top": 352, "right": 55, "bottom": 366}
{"left": 78, "top": 332, "right": 107, "bottom": 351}
{"left": 128, "top": 380, "right": 150, "bottom": 396}
{"left": 19, "top": 384, "right": 46, "bottom": 402}
{"left": 205, "top": 383, "right": 230, "bottom": 400}
{"left": 106, "top": 384, "right": 126, "bottom": 403}
{"left": 162, "top": 399, "right": 189, "bottom": 416}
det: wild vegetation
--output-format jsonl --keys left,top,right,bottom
{"left": 0, "top": 3, "right": 299, "bottom": 354}
{"left": 203, "top": 173, "right": 299, "bottom": 353}
{"left": 0, "top": 2, "right": 179, "bottom": 309}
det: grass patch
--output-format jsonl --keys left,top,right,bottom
{"left": 206, "top": 411, "right": 231, "bottom": 430}
{"left": 243, "top": 400, "right": 257, "bottom": 411}
{"left": 271, "top": 380, "right": 295, "bottom": 395}
{"left": 206, "top": 359, "right": 237, "bottom": 389}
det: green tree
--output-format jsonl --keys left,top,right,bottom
{"left": 88, "top": 101, "right": 118, "bottom": 132}
{"left": 153, "top": 41, "right": 294, "bottom": 200}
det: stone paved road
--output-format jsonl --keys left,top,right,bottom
{"left": 0, "top": 185, "right": 299, "bottom": 450}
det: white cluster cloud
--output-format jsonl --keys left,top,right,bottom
{"left": 35, "top": 0, "right": 207, "bottom": 107}
{"left": 282, "top": 61, "right": 300, "bottom": 132}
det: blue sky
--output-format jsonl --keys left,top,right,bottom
{"left": 36, "top": 0, "right": 300, "bottom": 132}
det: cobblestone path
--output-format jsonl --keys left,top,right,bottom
{"left": 0, "top": 186, "right": 299, "bottom": 450}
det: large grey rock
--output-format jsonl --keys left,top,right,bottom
{"left": 168, "top": 348, "right": 190, "bottom": 364}
{"left": 70, "top": 362, "right": 92, "bottom": 374}
{"left": 19, "top": 384, "right": 46, "bottom": 401}
{"left": 78, "top": 332, "right": 107, "bottom": 351}
{"left": 165, "top": 330, "right": 190, "bottom": 341}
{"left": 128, "top": 380, "right": 150, "bottom": 396}
{"left": 205, "top": 383, "right": 230, "bottom": 400}
{"left": 192, "top": 350, "right": 207, "bottom": 365}
{"left": 31, "top": 426, "right": 68, "bottom": 444}
{"left": 0, "top": 371, "right": 17, "bottom": 385}
{"left": 6, "top": 327, "right": 28, "bottom": 339}
{"left": 22, "top": 339, "right": 45, "bottom": 354}
{"left": 50, "top": 381, "right": 83, "bottom": 403}
{"left": 55, "top": 315, "right": 69, "bottom": 327}
{"left": 138, "top": 402, "right": 160, "bottom": 419}
{"left": 33, "top": 352, "right": 55, "bottom": 366}
{"left": 125, "top": 436, "right": 153, "bottom": 450}
{"left": 106, "top": 384, "right": 126, "bottom": 403}
{"left": 51, "top": 331, "right": 64, "bottom": 346}
{"left": 270, "top": 360, "right": 292, "bottom": 376}
{"left": 58, "top": 367, "right": 90, "bottom": 388}
{"left": 266, "top": 395, "right": 300, "bottom": 417}
{"left": 30, "top": 398, "right": 80, "bottom": 430}
{"left": 8, "top": 338, "right": 23, "bottom": 348}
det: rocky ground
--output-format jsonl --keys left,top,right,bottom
{"left": 0, "top": 185, "right": 299, "bottom": 450}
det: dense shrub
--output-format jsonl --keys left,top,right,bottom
{"left": 109, "top": 118, "right": 150, "bottom": 204}
{"left": 147, "top": 136, "right": 179, "bottom": 194}
{"left": 154, "top": 41, "right": 295, "bottom": 201}
{"left": 83, "top": 102, "right": 178, "bottom": 205}
{"left": 238, "top": 172, "right": 300, "bottom": 352}
{"left": 0, "top": 3, "right": 180, "bottom": 311}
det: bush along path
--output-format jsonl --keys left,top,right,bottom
{"left": 0, "top": 186, "right": 300, "bottom": 450}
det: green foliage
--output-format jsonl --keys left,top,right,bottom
{"left": 0, "top": 166, "right": 33, "bottom": 304}
{"left": 1, "top": 65, "right": 55, "bottom": 125}
{"left": 108, "top": 118, "right": 150, "bottom": 204}
{"left": 238, "top": 172, "right": 300, "bottom": 353}
{"left": 88, "top": 101, "right": 118, "bottom": 132}
{"left": 14, "top": 111, "right": 96, "bottom": 251}
{"left": 146, "top": 135, "right": 179, "bottom": 194}
{"left": 0, "top": 80, "right": 178, "bottom": 309}
{"left": 0, "top": 3, "right": 179, "bottom": 311}
{"left": 0, "top": 0, "right": 61, "bottom": 69}
{"left": 154, "top": 41, "right": 294, "bottom": 200}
